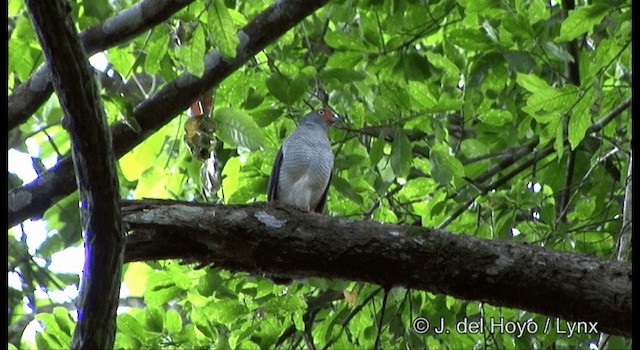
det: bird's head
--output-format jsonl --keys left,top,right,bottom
{"left": 302, "top": 108, "right": 340, "bottom": 130}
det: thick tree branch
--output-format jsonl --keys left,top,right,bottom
{"left": 9, "top": 0, "right": 195, "bottom": 130}
{"left": 121, "top": 200, "right": 631, "bottom": 338}
{"left": 8, "top": 0, "right": 331, "bottom": 229}
{"left": 26, "top": 0, "right": 125, "bottom": 348}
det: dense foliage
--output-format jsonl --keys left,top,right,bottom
{"left": 8, "top": 0, "right": 631, "bottom": 348}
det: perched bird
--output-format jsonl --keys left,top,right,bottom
{"left": 268, "top": 108, "right": 340, "bottom": 213}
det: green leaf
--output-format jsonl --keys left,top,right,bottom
{"left": 213, "top": 107, "right": 266, "bottom": 151}
{"left": 516, "top": 73, "right": 551, "bottom": 93}
{"left": 324, "top": 31, "right": 369, "bottom": 51}
{"left": 145, "top": 35, "right": 170, "bottom": 74}
{"left": 319, "top": 68, "right": 367, "bottom": 83}
{"left": 117, "top": 313, "right": 147, "bottom": 340}
{"left": 208, "top": 0, "right": 240, "bottom": 58}
{"left": 144, "top": 307, "right": 164, "bottom": 333}
{"left": 165, "top": 309, "right": 183, "bottom": 334}
{"left": 557, "top": 4, "right": 610, "bottom": 41}
{"left": 145, "top": 285, "right": 182, "bottom": 307}
{"left": 503, "top": 50, "right": 536, "bottom": 73}
{"left": 478, "top": 109, "right": 513, "bottom": 126}
{"left": 409, "top": 82, "right": 438, "bottom": 110}
{"left": 52, "top": 307, "right": 75, "bottom": 337}
{"left": 251, "top": 108, "right": 282, "bottom": 128}
{"left": 568, "top": 89, "right": 594, "bottom": 149}
{"left": 332, "top": 175, "right": 364, "bottom": 205}
{"left": 369, "top": 133, "right": 387, "bottom": 166}
{"left": 209, "top": 299, "right": 248, "bottom": 325}
{"left": 430, "top": 148, "right": 464, "bottom": 187}
{"left": 542, "top": 42, "right": 574, "bottom": 63}
{"left": 426, "top": 52, "right": 460, "bottom": 76}
{"left": 8, "top": 38, "right": 38, "bottom": 82}
{"left": 390, "top": 130, "right": 412, "bottom": 178}
{"left": 287, "top": 73, "right": 310, "bottom": 104}
{"left": 448, "top": 28, "right": 494, "bottom": 51}
{"left": 174, "top": 24, "right": 206, "bottom": 76}
{"left": 266, "top": 74, "right": 291, "bottom": 104}
{"left": 83, "top": 0, "right": 112, "bottom": 20}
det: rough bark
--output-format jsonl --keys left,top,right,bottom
{"left": 26, "top": 0, "right": 125, "bottom": 348}
{"left": 121, "top": 199, "right": 632, "bottom": 338}
{"left": 8, "top": 0, "right": 196, "bottom": 130}
{"left": 8, "top": 0, "right": 331, "bottom": 229}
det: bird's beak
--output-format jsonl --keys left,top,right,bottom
{"left": 329, "top": 113, "right": 340, "bottom": 125}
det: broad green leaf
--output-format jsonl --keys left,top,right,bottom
{"left": 134, "top": 167, "right": 168, "bottom": 199}
{"left": 36, "top": 313, "right": 69, "bottom": 346}
{"left": 108, "top": 48, "right": 135, "bottom": 76}
{"left": 369, "top": 133, "right": 387, "bottom": 166}
{"left": 213, "top": 107, "right": 266, "bottom": 151}
{"left": 145, "top": 285, "right": 182, "bottom": 307}
{"left": 324, "top": 31, "right": 369, "bottom": 51}
{"left": 83, "top": 0, "right": 112, "bottom": 20}
{"left": 542, "top": 42, "right": 574, "bottom": 63}
{"left": 145, "top": 307, "right": 164, "bottom": 333}
{"left": 52, "top": 307, "right": 74, "bottom": 337}
{"left": 8, "top": 39, "right": 37, "bottom": 82}
{"left": 123, "top": 262, "right": 152, "bottom": 297}
{"left": 568, "top": 89, "right": 594, "bottom": 149}
{"left": 145, "top": 35, "right": 170, "bottom": 74}
{"left": 557, "top": 4, "right": 610, "bottom": 41}
{"left": 174, "top": 24, "right": 206, "bottom": 77}
{"left": 208, "top": 0, "right": 240, "bottom": 58}
{"left": 208, "top": 299, "right": 248, "bottom": 325}
{"left": 430, "top": 148, "right": 464, "bottom": 187}
{"left": 38, "top": 234, "right": 64, "bottom": 259}
{"left": 287, "top": 73, "right": 310, "bottom": 104}
{"left": 521, "top": 82, "right": 578, "bottom": 117}
{"left": 426, "top": 52, "right": 460, "bottom": 76}
{"left": 478, "top": 109, "right": 513, "bottom": 126}
{"left": 8, "top": 0, "right": 21, "bottom": 16}
{"left": 390, "top": 130, "right": 412, "bottom": 178}
{"left": 251, "top": 108, "right": 282, "bottom": 127}
{"left": 220, "top": 156, "right": 241, "bottom": 200}
{"left": 408, "top": 82, "right": 438, "bottom": 110}
{"left": 516, "top": 73, "right": 551, "bottom": 93}
{"left": 319, "top": 68, "right": 367, "bottom": 83}
{"left": 36, "top": 330, "right": 64, "bottom": 350}
{"left": 458, "top": 0, "right": 500, "bottom": 13}
{"left": 165, "top": 309, "right": 183, "bottom": 334}
{"left": 448, "top": 28, "right": 494, "bottom": 51}
{"left": 117, "top": 313, "right": 147, "bottom": 340}
{"left": 397, "top": 178, "right": 433, "bottom": 202}
{"left": 266, "top": 74, "right": 291, "bottom": 104}
{"left": 503, "top": 50, "right": 536, "bottom": 73}
{"left": 333, "top": 175, "right": 365, "bottom": 205}
{"left": 524, "top": 0, "right": 550, "bottom": 24}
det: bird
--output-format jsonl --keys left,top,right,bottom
{"left": 267, "top": 108, "right": 340, "bottom": 213}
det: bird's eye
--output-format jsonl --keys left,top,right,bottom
{"left": 319, "top": 110, "right": 325, "bottom": 115}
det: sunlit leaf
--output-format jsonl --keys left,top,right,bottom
{"left": 213, "top": 107, "right": 265, "bottom": 151}
{"left": 208, "top": 0, "right": 240, "bottom": 58}
{"left": 558, "top": 4, "right": 610, "bottom": 41}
